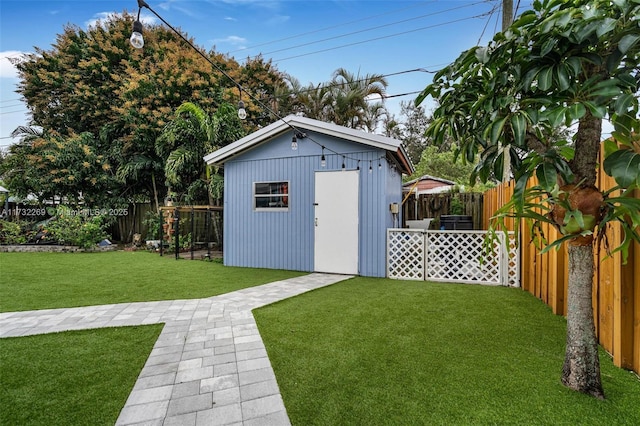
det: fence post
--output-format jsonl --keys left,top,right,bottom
{"left": 173, "top": 209, "right": 180, "bottom": 260}
{"left": 190, "top": 207, "right": 195, "bottom": 260}
{"left": 205, "top": 209, "right": 211, "bottom": 260}
{"left": 159, "top": 210, "right": 164, "bottom": 257}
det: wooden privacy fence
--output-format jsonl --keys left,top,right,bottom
{"left": 483, "top": 175, "right": 640, "bottom": 375}
{"left": 108, "top": 203, "right": 155, "bottom": 243}
{"left": 403, "top": 192, "right": 484, "bottom": 229}
{"left": 109, "top": 203, "right": 223, "bottom": 248}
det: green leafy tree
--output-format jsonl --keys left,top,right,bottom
{"left": 361, "top": 102, "right": 387, "bottom": 133}
{"left": 0, "top": 127, "right": 46, "bottom": 202}
{"left": 10, "top": 13, "right": 285, "bottom": 206}
{"left": 293, "top": 82, "right": 335, "bottom": 122}
{"left": 288, "top": 68, "right": 389, "bottom": 131}
{"left": 397, "top": 101, "right": 436, "bottom": 164}
{"left": 330, "top": 68, "right": 388, "bottom": 130}
{"left": 409, "top": 146, "right": 478, "bottom": 186}
{"left": 419, "top": 0, "right": 639, "bottom": 398}
{"left": 0, "top": 129, "right": 117, "bottom": 207}
{"left": 232, "top": 55, "right": 290, "bottom": 129}
{"left": 156, "top": 102, "right": 244, "bottom": 205}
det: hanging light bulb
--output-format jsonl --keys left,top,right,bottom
{"left": 378, "top": 159, "right": 382, "bottom": 170}
{"left": 130, "top": 19, "right": 145, "bottom": 49}
{"left": 369, "top": 161, "right": 373, "bottom": 174}
{"left": 291, "top": 135, "right": 298, "bottom": 150}
{"left": 342, "top": 156, "right": 346, "bottom": 170}
{"left": 237, "top": 100, "right": 247, "bottom": 120}
{"left": 320, "top": 147, "right": 326, "bottom": 167}
{"left": 237, "top": 86, "right": 247, "bottom": 120}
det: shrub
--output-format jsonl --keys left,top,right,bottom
{"left": 0, "top": 220, "right": 26, "bottom": 244}
{"left": 168, "top": 232, "right": 192, "bottom": 252}
{"left": 142, "top": 210, "right": 161, "bottom": 241}
{"left": 46, "top": 211, "right": 112, "bottom": 249}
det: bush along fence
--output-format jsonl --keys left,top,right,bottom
{"left": 483, "top": 176, "right": 640, "bottom": 375}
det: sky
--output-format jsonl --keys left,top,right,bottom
{"left": 0, "top": 0, "right": 533, "bottom": 149}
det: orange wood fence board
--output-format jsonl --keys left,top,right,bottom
{"left": 483, "top": 168, "right": 639, "bottom": 374}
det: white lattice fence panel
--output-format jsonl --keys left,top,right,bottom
{"left": 425, "top": 231, "right": 503, "bottom": 285}
{"left": 387, "top": 229, "right": 425, "bottom": 280}
{"left": 506, "top": 232, "right": 520, "bottom": 287}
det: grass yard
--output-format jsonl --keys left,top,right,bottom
{"left": 254, "top": 278, "right": 640, "bottom": 426}
{"left": 0, "top": 324, "right": 163, "bottom": 425}
{"left": 0, "top": 251, "right": 304, "bottom": 312}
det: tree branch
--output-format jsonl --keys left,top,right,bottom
{"left": 525, "top": 130, "right": 548, "bottom": 155}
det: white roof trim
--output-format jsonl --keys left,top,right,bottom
{"left": 204, "top": 115, "right": 412, "bottom": 173}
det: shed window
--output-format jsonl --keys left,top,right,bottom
{"left": 254, "top": 181, "right": 289, "bottom": 210}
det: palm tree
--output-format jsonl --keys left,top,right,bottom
{"left": 295, "top": 83, "right": 335, "bottom": 122}
{"left": 156, "top": 102, "right": 244, "bottom": 205}
{"left": 330, "top": 68, "right": 388, "bottom": 129}
{"left": 361, "top": 102, "right": 388, "bottom": 133}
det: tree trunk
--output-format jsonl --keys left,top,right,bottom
{"left": 152, "top": 172, "right": 159, "bottom": 212}
{"left": 561, "top": 243, "right": 604, "bottom": 399}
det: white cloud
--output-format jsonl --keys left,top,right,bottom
{"left": 139, "top": 14, "right": 159, "bottom": 26}
{"left": 0, "top": 51, "right": 26, "bottom": 79}
{"left": 212, "top": 35, "right": 248, "bottom": 47}
{"left": 159, "top": 0, "right": 199, "bottom": 18}
{"left": 85, "top": 12, "right": 157, "bottom": 29}
{"left": 224, "top": 16, "right": 237, "bottom": 22}
{"left": 85, "top": 12, "right": 114, "bottom": 29}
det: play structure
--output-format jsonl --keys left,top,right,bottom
{"left": 156, "top": 206, "right": 223, "bottom": 260}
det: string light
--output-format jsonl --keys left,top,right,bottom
{"left": 130, "top": 19, "right": 144, "bottom": 48}
{"left": 129, "top": 0, "right": 400, "bottom": 177}
{"left": 369, "top": 160, "right": 373, "bottom": 174}
{"left": 237, "top": 87, "right": 247, "bottom": 120}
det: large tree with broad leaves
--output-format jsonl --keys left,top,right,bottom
{"left": 156, "top": 102, "right": 244, "bottom": 205}
{"left": 9, "top": 13, "right": 285, "bottom": 207}
{"left": 418, "top": 0, "right": 639, "bottom": 398}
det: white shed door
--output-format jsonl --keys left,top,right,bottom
{"left": 314, "top": 170, "right": 359, "bottom": 274}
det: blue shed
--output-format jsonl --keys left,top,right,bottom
{"left": 204, "top": 115, "right": 413, "bottom": 277}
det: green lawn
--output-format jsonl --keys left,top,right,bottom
{"left": 0, "top": 251, "right": 304, "bottom": 312}
{"left": 2, "top": 254, "right": 638, "bottom": 425}
{"left": 254, "top": 278, "right": 640, "bottom": 426}
{"left": 0, "top": 251, "right": 302, "bottom": 425}
{"left": 0, "top": 325, "right": 163, "bottom": 426}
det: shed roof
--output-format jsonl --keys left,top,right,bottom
{"left": 403, "top": 174, "right": 455, "bottom": 188}
{"left": 203, "top": 115, "right": 414, "bottom": 174}
{"left": 403, "top": 175, "right": 456, "bottom": 195}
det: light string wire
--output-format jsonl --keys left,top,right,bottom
{"left": 135, "top": 0, "right": 407, "bottom": 170}
{"left": 248, "top": 0, "right": 491, "bottom": 61}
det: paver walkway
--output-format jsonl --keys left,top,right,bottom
{"left": 0, "top": 273, "right": 352, "bottom": 425}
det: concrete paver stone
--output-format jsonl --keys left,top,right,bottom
{"left": 0, "top": 272, "right": 351, "bottom": 425}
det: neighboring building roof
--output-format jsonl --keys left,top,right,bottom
{"left": 203, "top": 114, "right": 414, "bottom": 174}
{"left": 402, "top": 175, "right": 456, "bottom": 194}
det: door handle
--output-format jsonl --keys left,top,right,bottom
{"left": 315, "top": 218, "right": 318, "bottom": 227}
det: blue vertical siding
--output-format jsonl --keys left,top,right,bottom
{"left": 223, "top": 129, "right": 400, "bottom": 277}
